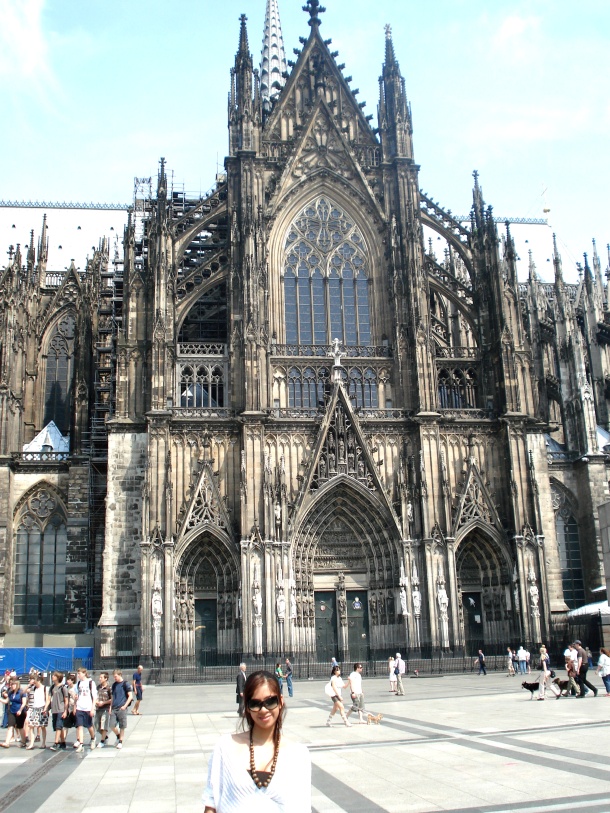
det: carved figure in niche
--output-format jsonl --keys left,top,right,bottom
{"left": 358, "top": 459, "right": 365, "bottom": 478}
{"left": 338, "top": 595, "right": 346, "bottom": 622}
{"left": 437, "top": 582, "right": 449, "bottom": 617}
{"left": 338, "top": 571, "right": 346, "bottom": 591}
{"left": 529, "top": 583, "right": 540, "bottom": 616}
{"left": 307, "top": 594, "right": 315, "bottom": 621}
{"left": 338, "top": 437, "right": 345, "bottom": 460}
{"left": 152, "top": 554, "right": 162, "bottom": 590}
{"left": 319, "top": 456, "right": 327, "bottom": 478}
{"left": 296, "top": 593, "right": 302, "bottom": 619}
{"left": 412, "top": 589, "right": 422, "bottom": 617}
{"left": 369, "top": 594, "right": 377, "bottom": 618}
{"left": 151, "top": 586, "right": 163, "bottom": 658}
{"left": 378, "top": 594, "right": 386, "bottom": 618}
{"left": 274, "top": 502, "right": 281, "bottom": 531}
{"left": 290, "top": 589, "right": 297, "bottom": 620}
{"left": 276, "top": 588, "right": 286, "bottom": 620}
{"left": 253, "top": 581, "right": 262, "bottom": 618}
{"left": 178, "top": 586, "right": 188, "bottom": 629}
{"left": 187, "top": 587, "right": 195, "bottom": 629}
{"left": 400, "top": 585, "right": 408, "bottom": 616}
{"left": 328, "top": 451, "right": 336, "bottom": 471}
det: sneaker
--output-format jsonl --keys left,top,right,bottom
{"left": 49, "top": 744, "right": 60, "bottom": 751}
{"left": 116, "top": 741, "right": 123, "bottom": 750}
{"left": 90, "top": 740, "right": 96, "bottom": 751}
{"left": 97, "top": 740, "right": 106, "bottom": 748}
{"left": 325, "top": 720, "right": 332, "bottom": 727}
{"left": 60, "top": 743, "right": 67, "bottom": 750}
{"left": 74, "top": 742, "right": 83, "bottom": 752}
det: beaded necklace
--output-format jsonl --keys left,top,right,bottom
{"left": 249, "top": 728, "right": 279, "bottom": 789}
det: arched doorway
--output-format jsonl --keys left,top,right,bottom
{"left": 456, "top": 527, "right": 516, "bottom": 655}
{"left": 175, "top": 531, "right": 240, "bottom": 665}
{"left": 292, "top": 478, "right": 403, "bottom": 661}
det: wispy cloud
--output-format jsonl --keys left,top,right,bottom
{"left": 0, "top": 0, "right": 50, "bottom": 80}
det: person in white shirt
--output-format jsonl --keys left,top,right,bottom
{"left": 346, "top": 663, "right": 366, "bottom": 723}
{"left": 74, "top": 667, "right": 97, "bottom": 752}
{"left": 394, "top": 653, "right": 406, "bottom": 696}
{"left": 517, "top": 646, "right": 527, "bottom": 674}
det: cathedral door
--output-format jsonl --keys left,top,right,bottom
{"left": 315, "top": 592, "right": 338, "bottom": 662}
{"left": 195, "top": 599, "right": 217, "bottom": 665}
{"left": 346, "top": 591, "right": 369, "bottom": 661}
{"left": 462, "top": 592, "right": 483, "bottom": 654}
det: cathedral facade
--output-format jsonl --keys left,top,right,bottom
{"left": 1, "top": 0, "right": 608, "bottom": 665}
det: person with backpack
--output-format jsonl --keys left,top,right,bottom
{"left": 49, "top": 671, "right": 69, "bottom": 751}
{"left": 110, "top": 669, "right": 133, "bottom": 750}
{"left": 95, "top": 672, "right": 112, "bottom": 747}
{"left": 394, "top": 653, "right": 406, "bottom": 696}
{"left": 74, "top": 667, "right": 97, "bottom": 752}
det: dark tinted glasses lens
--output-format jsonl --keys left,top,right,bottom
{"left": 247, "top": 695, "right": 279, "bottom": 712}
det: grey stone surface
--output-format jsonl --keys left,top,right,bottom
{"left": 1, "top": 673, "right": 609, "bottom": 812}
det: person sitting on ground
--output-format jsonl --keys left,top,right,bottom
{"left": 203, "top": 670, "right": 311, "bottom": 813}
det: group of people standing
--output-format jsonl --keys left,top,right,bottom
{"left": 506, "top": 646, "right": 531, "bottom": 675}
{"left": 0, "top": 665, "right": 145, "bottom": 751}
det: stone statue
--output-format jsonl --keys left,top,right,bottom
{"left": 276, "top": 588, "right": 286, "bottom": 620}
{"left": 437, "top": 582, "right": 449, "bottom": 617}
{"left": 151, "top": 585, "right": 163, "bottom": 658}
{"left": 529, "top": 582, "right": 540, "bottom": 617}
{"left": 187, "top": 587, "right": 195, "bottom": 629}
{"left": 253, "top": 582, "right": 262, "bottom": 618}
{"left": 412, "top": 588, "right": 422, "bottom": 617}
{"left": 400, "top": 585, "right": 408, "bottom": 616}
{"left": 274, "top": 502, "right": 281, "bottom": 530}
{"left": 290, "top": 589, "right": 297, "bottom": 620}
{"left": 330, "top": 337, "right": 344, "bottom": 366}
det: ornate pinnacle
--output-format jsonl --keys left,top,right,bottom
{"left": 303, "top": 0, "right": 326, "bottom": 26}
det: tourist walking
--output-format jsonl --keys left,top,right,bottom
{"left": 595, "top": 647, "right": 610, "bottom": 695}
{"left": 325, "top": 665, "right": 351, "bottom": 727}
{"left": 131, "top": 665, "right": 144, "bottom": 715}
{"left": 0, "top": 678, "right": 26, "bottom": 748}
{"left": 274, "top": 663, "right": 284, "bottom": 695}
{"left": 536, "top": 646, "right": 553, "bottom": 700}
{"left": 346, "top": 663, "right": 366, "bottom": 723}
{"left": 574, "top": 640, "right": 598, "bottom": 697}
{"left": 49, "top": 671, "right": 68, "bottom": 751}
{"left": 476, "top": 650, "right": 487, "bottom": 675}
{"left": 74, "top": 668, "right": 97, "bottom": 752}
{"left": 109, "top": 669, "right": 133, "bottom": 750}
{"left": 203, "top": 670, "right": 311, "bottom": 812}
{"left": 284, "top": 659, "right": 293, "bottom": 698}
{"left": 388, "top": 656, "right": 397, "bottom": 693}
{"left": 236, "top": 663, "right": 247, "bottom": 716}
{"left": 506, "top": 647, "right": 515, "bottom": 676}
{"left": 25, "top": 672, "right": 49, "bottom": 750}
{"left": 394, "top": 653, "right": 406, "bottom": 695}
{"left": 95, "top": 672, "right": 112, "bottom": 747}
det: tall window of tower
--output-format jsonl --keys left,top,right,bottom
{"left": 13, "top": 488, "right": 67, "bottom": 626}
{"left": 178, "top": 283, "right": 228, "bottom": 345}
{"left": 283, "top": 197, "right": 371, "bottom": 347}
{"left": 43, "top": 313, "right": 76, "bottom": 435}
{"left": 551, "top": 484, "right": 585, "bottom": 608}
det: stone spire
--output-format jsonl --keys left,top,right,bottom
{"left": 378, "top": 24, "right": 413, "bottom": 160}
{"left": 260, "top": 0, "right": 287, "bottom": 113}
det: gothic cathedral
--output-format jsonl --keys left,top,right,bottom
{"left": 1, "top": 0, "right": 608, "bottom": 665}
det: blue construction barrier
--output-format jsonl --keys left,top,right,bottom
{"left": 0, "top": 647, "right": 93, "bottom": 675}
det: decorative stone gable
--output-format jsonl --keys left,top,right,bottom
{"left": 178, "top": 459, "right": 231, "bottom": 536}
{"left": 452, "top": 455, "right": 501, "bottom": 535}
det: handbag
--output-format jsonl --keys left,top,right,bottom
{"left": 324, "top": 681, "right": 335, "bottom": 698}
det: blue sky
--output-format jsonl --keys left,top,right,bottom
{"left": 1, "top": 0, "right": 608, "bottom": 280}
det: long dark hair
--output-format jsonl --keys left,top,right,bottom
{"left": 241, "top": 670, "right": 286, "bottom": 745}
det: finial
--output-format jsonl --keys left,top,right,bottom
{"left": 238, "top": 13, "right": 249, "bottom": 54}
{"left": 303, "top": 0, "right": 325, "bottom": 27}
{"left": 384, "top": 23, "right": 392, "bottom": 39}
{"left": 383, "top": 22, "right": 396, "bottom": 65}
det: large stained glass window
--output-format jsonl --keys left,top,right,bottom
{"left": 283, "top": 198, "right": 371, "bottom": 347}
{"left": 552, "top": 484, "right": 585, "bottom": 608}
{"left": 43, "top": 314, "right": 75, "bottom": 434}
{"left": 14, "top": 489, "right": 67, "bottom": 626}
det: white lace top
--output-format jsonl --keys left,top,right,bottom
{"left": 203, "top": 733, "right": 311, "bottom": 813}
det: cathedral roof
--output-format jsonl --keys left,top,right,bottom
{"left": 22, "top": 421, "right": 69, "bottom": 453}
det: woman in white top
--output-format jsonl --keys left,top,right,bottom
{"left": 595, "top": 647, "right": 610, "bottom": 695}
{"left": 326, "top": 665, "right": 351, "bottom": 727}
{"left": 203, "top": 670, "right": 311, "bottom": 813}
{"left": 26, "top": 673, "right": 49, "bottom": 749}
{"left": 388, "top": 656, "right": 397, "bottom": 693}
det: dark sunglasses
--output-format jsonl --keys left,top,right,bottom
{"left": 247, "top": 695, "right": 280, "bottom": 712}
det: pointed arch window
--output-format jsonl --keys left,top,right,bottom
{"left": 43, "top": 314, "right": 76, "bottom": 435}
{"left": 552, "top": 485, "right": 585, "bottom": 607}
{"left": 283, "top": 197, "right": 371, "bottom": 347}
{"left": 14, "top": 489, "right": 67, "bottom": 626}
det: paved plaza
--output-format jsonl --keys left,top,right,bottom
{"left": 0, "top": 672, "right": 609, "bottom": 813}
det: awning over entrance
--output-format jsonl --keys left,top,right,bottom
{"left": 567, "top": 600, "right": 610, "bottom": 619}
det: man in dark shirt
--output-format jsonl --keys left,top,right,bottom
{"left": 236, "top": 663, "right": 246, "bottom": 716}
{"left": 284, "top": 659, "right": 293, "bottom": 698}
{"left": 574, "top": 640, "right": 598, "bottom": 698}
{"left": 132, "top": 665, "right": 144, "bottom": 715}
{"left": 95, "top": 672, "right": 112, "bottom": 747}
{"left": 110, "top": 669, "right": 133, "bottom": 749}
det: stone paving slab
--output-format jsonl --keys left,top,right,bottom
{"left": 0, "top": 673, "right": 608, "bottom": 812}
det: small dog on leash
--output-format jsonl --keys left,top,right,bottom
{"left": 366, "top": 713, "right": 383, "bottom": 725}
{"left": 552, "top": 677, "right": 570, "bottom": 697}
{"left": 521, "top": 680, "right": 540, "bottom": 699}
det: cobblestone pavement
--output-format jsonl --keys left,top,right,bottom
{"left": 0, "top": 672, "right": 609, "bottom": 813}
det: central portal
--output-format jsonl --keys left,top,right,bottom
{"left": 195, "top": 599, "right": 217, "bottom": 665}
{"left": 314, "top": 589, "right": 369, "bottom": 662}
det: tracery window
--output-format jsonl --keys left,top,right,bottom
{"left": 437, "top": 367, "right": 478, "bottom": 409}
{"left": 43, "top": 314, "right": 76, "bottom": 434}
{"left": 14, "top": 488, "right": 67, "bottom": 626}
{"left": 179, "top": 364, "right": 225, "bottom": 408}
{"left": 288, "top": 366, "right": 330, "bottom": 408}
{"left": 552, "top": 485, "right": 585, "bottom": 607}
{"left": 283, "top": 197, "right": 371, "bottom": 347}
{"left": 178, "top": 283, "right": 228, "bottom": 344}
